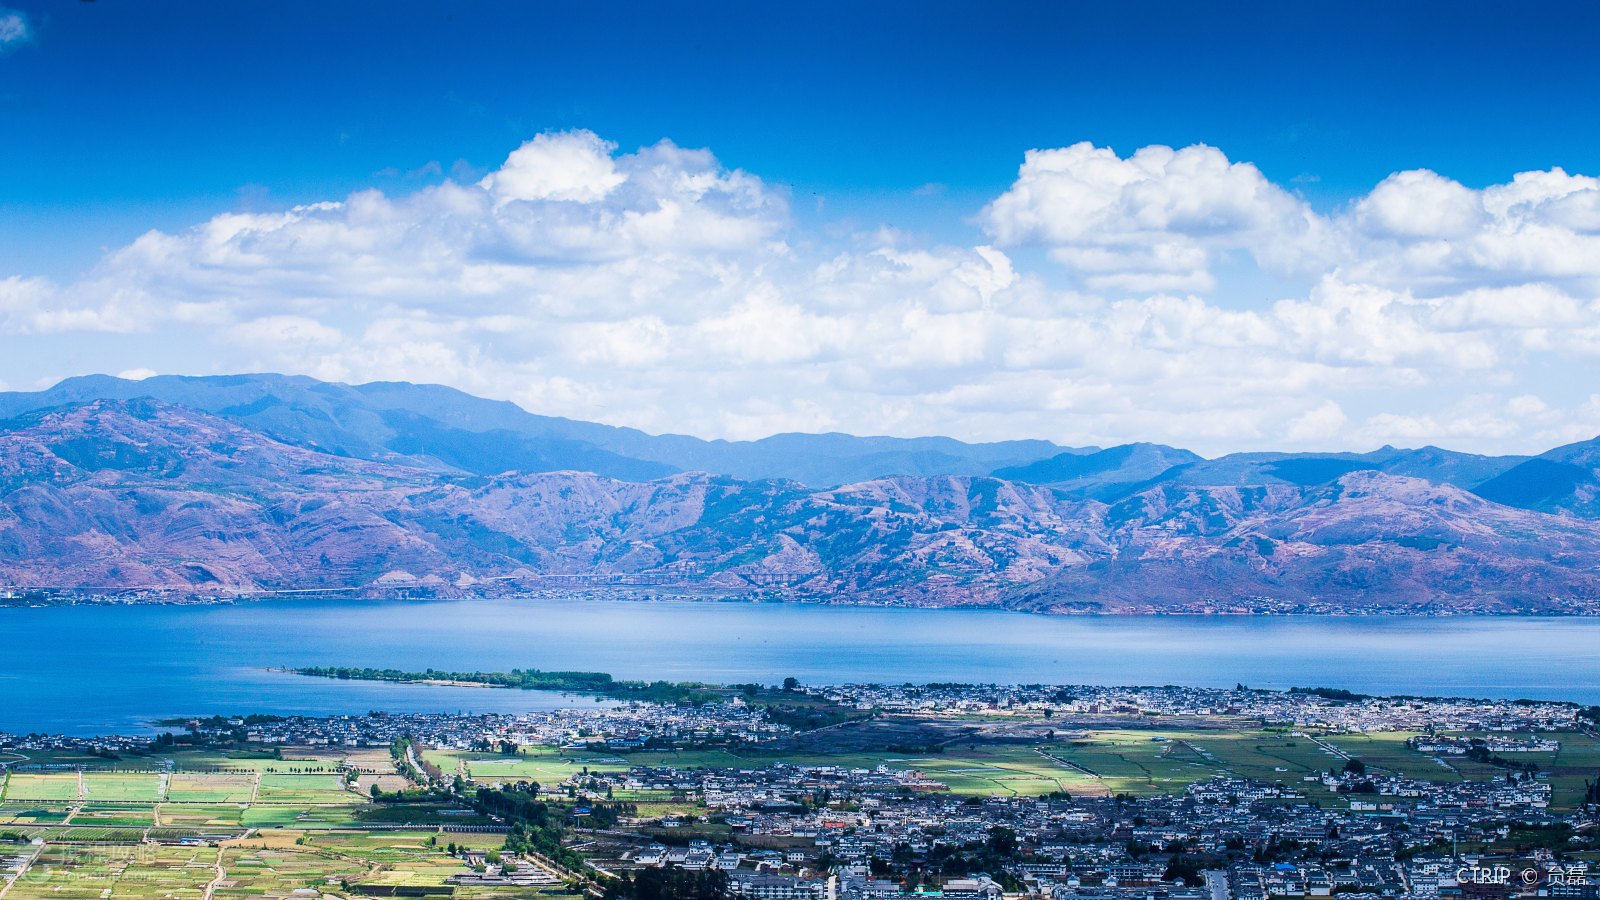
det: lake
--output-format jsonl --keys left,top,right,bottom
{"left": 2, "top": 596, "right": 1598, "bottom": 736}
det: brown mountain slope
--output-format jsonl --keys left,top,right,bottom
{"left": 3, "top": 400, "right": 1600, "bottom": 611}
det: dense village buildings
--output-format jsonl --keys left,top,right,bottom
{"left": 3, "top": 683, "right": 1597, "bottom": 900}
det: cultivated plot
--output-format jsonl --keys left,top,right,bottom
{"left": 3, "top": 773, "right": 81, "bottom": 802}
{"left": 167, "top": 773, "right": 256, "bottom": 803}
{"left": 255, "top": 773, "right": 355, "bottom": 804}
{"left": 83, "top": 772, "right": 165, "bottom": 802}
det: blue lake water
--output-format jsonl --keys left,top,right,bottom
{"left": 2, "top": 596, "right": 1598, "bottom": 736}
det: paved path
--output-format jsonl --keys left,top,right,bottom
{"left": 199, "top": 848, "right": 227, "bottom": 900}
{"left": 1308, "top": 736, "right": 1353, "bottom": 761}
{"left": 1035, "top": 746, "right": 1102, "bottom": 778}
{"left": 0, "top": 842, "right": 45, "bottom": 900}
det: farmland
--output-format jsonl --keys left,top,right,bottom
{"left": 422, "top": 722, "right": 1600, "bottom": 809}
{"left": 0, "top": 746, "right": 557, "bottom": 900}
{"left": 3, "top": 703, "right": 1597, "bottom": 900}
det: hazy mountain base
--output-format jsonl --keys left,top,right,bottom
{"left": 4, "top": 400, "right": 1600, "bottom": 613}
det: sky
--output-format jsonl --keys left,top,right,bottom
{"left": 2, "top": 1, "right": 1600, "bottom": 456}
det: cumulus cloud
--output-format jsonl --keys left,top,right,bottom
{"left": 4, "top": 130, "right": 1600, "bottom": 456}
{"left": 1338, "top": 166, "right": 1600, "bottom": 297}
{"left": 980, "top": 142, "right": 1330, "bottom": 292}
{"left": 982, "top": 141, "right": 1600, "bottom": 306}
{"left": 480, "top": 131, "right": 626, "bottom": 204}
{"left": 1351, "top": 169, "right": 1485, "bottom": 240}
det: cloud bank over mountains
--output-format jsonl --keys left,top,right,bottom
{"left": 3, "top": 130, "right": 1598, "bottom": 455}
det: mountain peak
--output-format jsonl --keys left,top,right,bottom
{"left": 2, "top": 381, "right": 1600, "bottom": 612}
{"left": 2, "top": 373, "right": 1592, "bottom": 515}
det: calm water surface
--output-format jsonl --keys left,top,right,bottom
{"left": 2, "top": 596, "right": 1597, "bottom": 736}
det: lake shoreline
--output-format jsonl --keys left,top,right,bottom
{"left": 7, "top": 589, "right": 1600, "bottom": 617}
{"left": 5, "top": 596, "right": 1600, "bottom": 735}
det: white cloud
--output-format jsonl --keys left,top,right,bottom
{"left": 980, "top": 141, "right": 1600, "bottom": 305}
{"left": 0, "top": 7, "right": 29, "bottom": 52}
{"left": 480, "top": 131, "right": 626, "bottom": 204}
{"left": 1508, "top": 394, "right": 1547, "bottom": 417}
{"left": 225, "top": 315, "right": 344, "bottom": 349}
{"left": 1337, "top": 167, "right": 1600, "bottom": 298}
{"left": 4, "top": 131, "right": 1600, "bottom": 456}
{"left": 1482, "top": 167, "right": 1600, "bottom": 228}
{"left": 979, "top": 142, "right": 1330, "bottom": 292}
{"left": 1285, "top": 401, "right": 1348, "bottom": 444}
{"left": 1351, "top": 169, "right": 1484, "bottom": 240}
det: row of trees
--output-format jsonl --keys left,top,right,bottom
{"left": 472, "top": 784, "right": 589, "bottom": 872}
{"left": 603, "top": 867, "right": 729, "bottom": 900}
{"left": 295, "top": 666, "right": 727, "bottom": 705}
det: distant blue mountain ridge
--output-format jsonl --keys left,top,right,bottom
{"left": 0, "top": 374, "right": 1075, "bottom": 489}
{"left": 0, "top": 373, "right": 1595, "bottom": 516}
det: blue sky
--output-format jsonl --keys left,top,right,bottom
{"left": 7, "top": 0, "right": 1597, "bottom": 271}
{"left": 3, "top": 1, "right": 1600, "bottom": 454}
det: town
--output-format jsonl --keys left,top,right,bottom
{"left": 4, "top": 681, "right": 1599, "bottom": 899}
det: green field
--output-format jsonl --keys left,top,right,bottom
{"left": 158, "top": 803, "right": 250, "bottom": 828}
{"left": 893, "top": 745, "right": 1101, "bottom": 796}
{"left": 215, "top": 843, "right": 370, "bottom": 900}
{"left": 428, "top": 746, "right": 630, "bottom": 785}
{"left": 438, "top": 725, "right": 1593, "bottom": 805}
{"left": 0, "top": 753, "right": 533, "bottom": 900}
{"left": 239, "top": 802, "right": 365, "bottom": 829}
{"left": 6, "top": 843, "right": 216, "bottom": 900}
{"left": 0, "top": 803, "right": 72, "bottom": 824}
{"left": 84, "top": 772, "right": 166, "bottom": 802}
{"left": 3, "top": 718, "right": 1590, "bottom": 897}
{"left": 73, "top": 803, "right": 158, "bottom": 827}
{"left": 4, "top": 772, "right": 82, "bottom": 802}
{"left": 1316, "top": 729, "right": 1600, "bottom": 810}
{"left": 1543, "top": 730, "right": 1600, "bottom": 810}
{"left": 0, "top": 736, "right": 563, "bottom": 896}
{"left": 425, "top": 729, "right": 1460, "bottom": 800}
{"left": 167, "top": 772, "right": 257, "bottom": 802}
{"left": 1036, "top": 730, "right": 1226, "bottom": 796}
{"left": 255, "top": 773, "right": 356, "bottom": 804}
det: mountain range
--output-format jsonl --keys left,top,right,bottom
{"left": 4, "top": 373, "right": 1600, "bottom": 613}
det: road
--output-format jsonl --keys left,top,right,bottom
{"left": 199, "top": 848, "right": 227, "bottom": 900}
{"left": 0, "top": 842, "right": 45, "bottom": 900}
